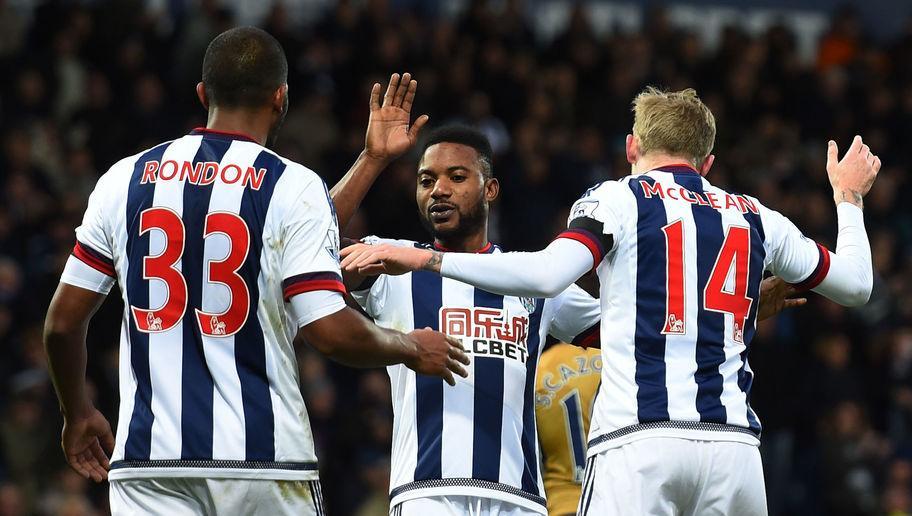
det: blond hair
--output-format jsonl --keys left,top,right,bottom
{"left": 632, "top": 87, "right": 716, "bottom": 167}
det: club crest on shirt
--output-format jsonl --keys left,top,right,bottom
{"left": 520, "top": 297, "right": 537, "bottom": 313}
{"left": 571, "top": 200, "right": 599, "bottom": 220}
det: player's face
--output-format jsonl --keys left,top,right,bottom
{"left": 416, "top": 143, "right": 494, "bottom": 242}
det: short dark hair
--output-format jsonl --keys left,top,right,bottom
{"left": 202, "top": 27, "right": 288, "bottom": 109}
{"left": 420, "top": 125, "right": 494, "bottom": 178}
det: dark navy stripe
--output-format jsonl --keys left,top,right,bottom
{"left": 673, "top": 173, "right": 726, "bottom": 423}
{"left": 282, "top": 271, "right": 343, "bottom": 290}
{"left": 628, "top": 177, "right": 669, "bottom": 422}
{"left": 235, "top": 150, "right": 285, "bottom": 460}
{"left": 472, "top": 288, "right": 505, "bottom": 482}
{"left": 110, "top": 458, "right": 316, "bottom": 470}
{"left": 520, "top": 298, "right": 545, "bottom": 494}
{"left": 580, "top": 456, "right": 597, "bottom": 514}
{"left": 75, "top": 241, "right": 114, "bottom": 268}
{"left": 563, "top": 391, "right": 587, "bottom": 471}
{"left": 124, "top": 141, "right": 173, "bottom": 460}
{"left": 791, "top": 244, "right": 830, "bottom": 290}
{"left": 180, "top": 136, "right": 233, "bottom": 459}
{"left": 412, "top": 270, "right": 443, "bottom": 480}
{"left": 739, "top": 208, "right": 766, "bottom": 433}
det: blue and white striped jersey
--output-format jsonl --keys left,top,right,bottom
{"left": 560, "top": 165, "right": 830, "bottom": 457}
{"left": 352, "top": 239, "right": 600, "bottom": 514}
{"left": 60, "top": 128, "right": 345, "bottom": 481}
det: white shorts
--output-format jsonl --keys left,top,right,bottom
{"left": 578, "top": 437, "right": 768, "bottom": 516}
{"left": 110, "top": 478, "right": 325, "bottom": 516}
{"left": 391, "top": 495, "right": 541, "bottom": 516}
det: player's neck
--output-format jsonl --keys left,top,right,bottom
{"left": 433, "top": 232, "right": 489, "bottom": 253}
{"left": 632, "top": 154, "right": 699, "bottom": 175}
{"left": 205, "top": 108, "right": 271, "bottom": 146}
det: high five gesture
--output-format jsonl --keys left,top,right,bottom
{"left": 332, "top": 73, "right": 429, "bottom": 229}
{"left": 365, "top": 72, "right": 429, "bottom": 162}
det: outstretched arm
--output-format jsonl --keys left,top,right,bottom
{"left": 341, "top": 237, "right": 595, "bottom": 298}
{"left": 331, "top": 72, "right": 429, "bottom": 230}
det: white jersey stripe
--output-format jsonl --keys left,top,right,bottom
{"left": 716, "top": 190, "right": 753, "bottom": 428}
{"left": 657, "top": 173, "right": 701, "bottom": 422}
{"left": 204, "top": 140, "right": 256, "bottom": 459}
{"left": 440, "top": 277, "right": 475, "bottom": 479}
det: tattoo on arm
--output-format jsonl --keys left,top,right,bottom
{"left": 423, "top": 251, "right": 443, "bottom": 272}
{"left": 838, "top": 189, "right": 864, "bottom": 209}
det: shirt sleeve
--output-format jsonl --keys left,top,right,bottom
{"left": 760, "top": 202, "right": 831, "bottom": 289}
{"left": 547, "top": 283, "right": 601, "bottom": 348}
{"left": 440, "top": 238, "right": 593, "bottom": 298}
{"left": 555, "top": 182, "right": 622, "bottom": 269}
{"left": 280, "top": 177, "right": 346, "bottom": 301}
{"left": 289, "top": 290, "right": 346, "bottom": 327}
{"left": 60, "top": 255, "right": 115, "bottom": 294}
{"left": 437, "top": 182, "right": 630, "bottom": 298}
{"left": 762, "top": 200, "right": 872, "bottom": 305}
{"left": 70, "top": 175, "right": 116, "bottom": 278}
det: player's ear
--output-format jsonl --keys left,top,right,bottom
{"left": 484, "top": 177, "right": 500, "bottom": 202}
{"left": 273, "top": 84, "right": 289, "bottom": 114}
{"left": 625, "top": 134, "right": 638, "bottom": 165}
{"left": 699, "top": 154, "right": 715, "bottom": 176}
{"left": 196, "top": 82, "right": 209, "bottom": 110}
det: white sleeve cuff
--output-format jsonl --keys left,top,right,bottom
{"left": 836, "top": 202, "right": 864, "bottom": 227}
{"left": 60, "top": 255, "right": 115, "bottom": 294}
{"left": 289, "top": 290, "right": 346, "bottom": 328}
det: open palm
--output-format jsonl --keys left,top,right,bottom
{"left": 364, "top": 73, "right": 429, "bottom": 162}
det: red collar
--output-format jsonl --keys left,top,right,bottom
{"left": 191, "top": 127, "right": 259, "bottom": 144}
{"left": 433, "top": 242, "right": 494, "bottom": 254}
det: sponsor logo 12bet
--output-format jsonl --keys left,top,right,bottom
{"left": 440, "top": 307, "right": 531, "bottom": 363}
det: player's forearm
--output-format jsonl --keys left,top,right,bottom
{"left": 328, "top": 326, "right": 418, "bottom": 368}
{"left": 44, "top": 320, "right": 92, "bottom": 418}
{"left": 436, "top": 238, "right": 593, "bottom": 298}
{"left": 43, "top": 284, "right": 106, "bottom": 418}
{"left": 812, "top": 203, "right": 873, "bottom": 306}
{"left": 330, "top": 151, "right": 388, "bottom": 231}
{"left": 301, "top": 306, "right": 417, "bottom": 368}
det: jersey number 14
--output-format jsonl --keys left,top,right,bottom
{"left": 661, "top": 220, "right": 754, "bottom": 343}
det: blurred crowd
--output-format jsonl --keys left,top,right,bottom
{"left": 0, "top": 0, "right": 910, "bottom": 515}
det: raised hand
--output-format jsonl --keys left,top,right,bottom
{"left": 404, "top": 328, "right": 471, "bottom": 386}
{"left": 62, "top": 407, "right": 115, "bottom": 482}
{"left": 364, "top": 72, "right": 430, "bottom": 163}
{"left": 340, "top": 243, "right": 438, "bottom": 276}
{"left": 826, "top": 135, "right": 882, "bottom": 209}
{"left": 757, "top": 276, "right": 807, "bottom": 321}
